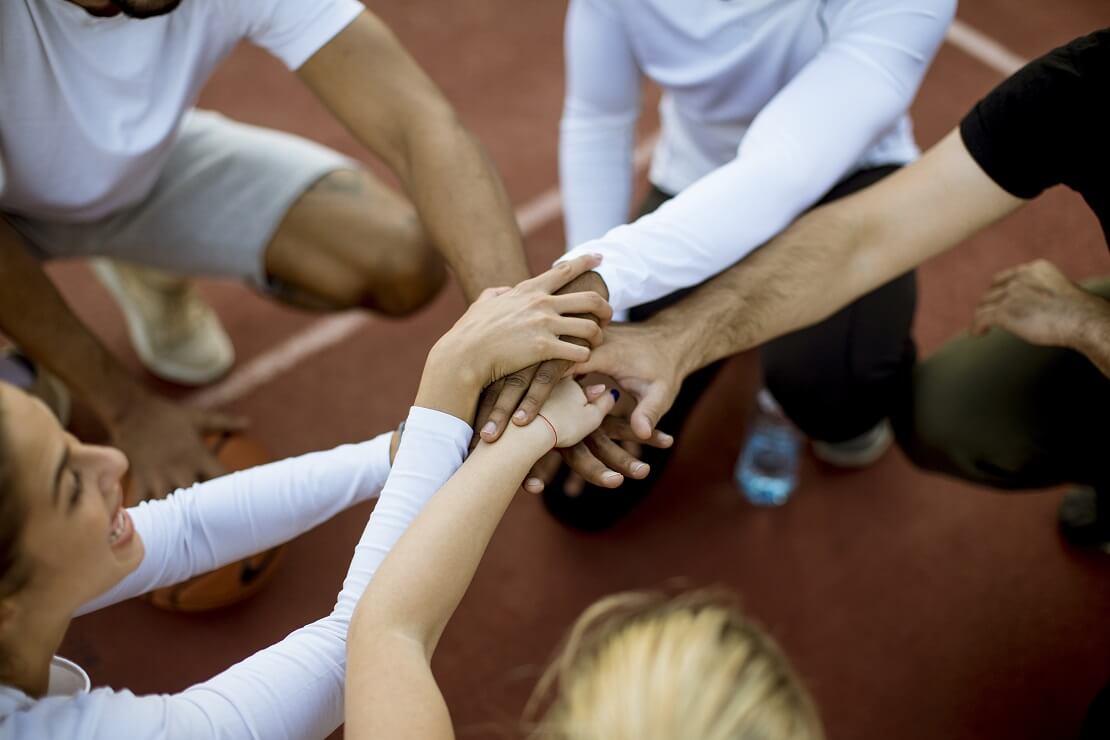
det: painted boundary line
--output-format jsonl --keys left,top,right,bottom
{"left": 192, "top": 19, "right": 1027, "bottom": 410}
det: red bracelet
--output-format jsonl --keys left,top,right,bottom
{"left": 536, "top": 413, "right": 558, "bottom": 449}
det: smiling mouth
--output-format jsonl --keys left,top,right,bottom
{"left": 108, "top": 506, "right": 133, "bottom": 547}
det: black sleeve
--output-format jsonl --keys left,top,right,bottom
{"left": 959, "top": 28, "right": 1108, "bottom": 200}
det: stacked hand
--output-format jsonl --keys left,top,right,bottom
{"left": 416, "top": 254, "right": 612, "bottom": 423}
{"left": 971, "top": 259, "right": 1108, "bottom": 348}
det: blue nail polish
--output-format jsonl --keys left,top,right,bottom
{"left": 610, "top": 389, "right": 620, "bottom": 400}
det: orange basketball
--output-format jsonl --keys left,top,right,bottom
{"left": 145, "top": 433, "right": 286, "bottom": 613}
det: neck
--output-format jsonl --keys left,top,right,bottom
{"left": 0, "top": 608, "right": 72, "bottom": 699}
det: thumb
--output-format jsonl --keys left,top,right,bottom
{"left": 630, "top": 383, "right": 672, "bottom": 440}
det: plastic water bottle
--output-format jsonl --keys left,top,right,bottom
{"left": 735, "top": 389, "right": 801, "bottom": 506}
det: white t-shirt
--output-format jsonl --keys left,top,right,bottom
{"left": 559, "top": 0, "right": 955, "bottom": 311}
{"left": 0, "top": 407, "right": 473, "bottom": 739}
{"left": 0, "top": 0, "right": 363, "bottom": 223}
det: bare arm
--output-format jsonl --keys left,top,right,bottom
{"left": 298, "top": 12, "right": 530, "bottom": 300}
{"left": 577, "top": 129, "right": 1027, "bottom": 435}
{"left": 346, "top": 381, "right": 614, "bottom": 740}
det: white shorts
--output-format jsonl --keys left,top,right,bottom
{"left": 4, "top": 110, "right": 356, "bottom": 286}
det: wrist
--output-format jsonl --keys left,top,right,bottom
{"left": 650, "top": 310, "right": 703, "bottom": 379}
{"left": 415, "top": 341, "right": 483, "bottom": 423}
{"left": 556, "top": 269, "right": 609, "bottom": 303}
{"left": 1073, "top": 294, "right": 1110, "bottom": 356}
{"left": 490, "top": 415, "right": 553, "bottom": 456}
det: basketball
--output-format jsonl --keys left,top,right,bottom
{"left": 145, "top": 433, "right": 287, "bottom": 613}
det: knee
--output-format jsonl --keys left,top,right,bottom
{"left": 363, "top": 238, "right": 447, "bottom": 317}
{"left": 892, "top": 371, "right": 1035, "bottom": 489}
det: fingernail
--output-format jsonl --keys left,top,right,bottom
{"left": 481, "top": 421, "right": 497, "bottom": 436}
{"left": 591, "top": 252, "right": 603, "bottom": 260}
{"left": 610, "top": 389, "right": 620, "bottom": 400}
{"left": 631, "top": 462, "right": 648, "bottom": 475}
{"left": 513, "top": 410, "right": 527, "bottom": 422}
{"left": 587, "top": 384, "right": 606, "bottom": 395}
{"left": 660, "top": 433, "right": 673, "bottom": 443}
{"left": 602, "top": 472, "right": 623, "bottom": 486}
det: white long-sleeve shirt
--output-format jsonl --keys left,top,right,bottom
{"left": 0, "top": 407, "right": 472, "bottom": 740}
{"left": 559, "top": 0, "right": 955, "bottom": 312}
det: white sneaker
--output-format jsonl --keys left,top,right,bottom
{"left": 812, "top": 419, "right": 893, "bottom": 468}
{"left": 91, "top": 259, "right": 234, "bottom": 386}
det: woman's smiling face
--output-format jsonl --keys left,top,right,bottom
{"left": 1, "top": 383, "right": 142, "bottom": 615}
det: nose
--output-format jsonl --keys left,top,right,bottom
{"left": 89, "top": 445, "right": 130, "bottom": 496}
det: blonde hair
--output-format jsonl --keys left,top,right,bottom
{"left": 526, "top": 589, "right": 824, "bottom": 740}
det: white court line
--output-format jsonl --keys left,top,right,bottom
{"left": 192, "top": 18, "right": 1026, "bottom": 410}
{"left": 946, "top": 19, "right": 1027, "bottom": 77}
{"left": 190, "top": 134, "right": 659, "bottom": 409}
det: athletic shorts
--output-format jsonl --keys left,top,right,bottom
{"left": 4, "top": 109, "right": 356, "bottom": 286}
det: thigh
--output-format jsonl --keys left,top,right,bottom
{"left": 262, "top": 165, "right": 439, "bottom": 313}
{"left": 896, "top": 278, "right": 1110, "bottom": 489}
{"left": 8, "top": 110, "right": 356, "bottom": 283}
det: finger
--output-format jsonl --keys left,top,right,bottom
{"left": 513, "top": 359, "right": 568, "bottom": 425}
{"left": 601, "top": 416, "right": 674, "bottom": 449}
{"left": 584, "top": 430, "right": 649, "bottom": 480}
{"left": 545, "top": 338, "right": 591, "bottom": 364}
{"left": 630, "top": 384, "right": 674, "bottom": 440}
{"left": 549, "top": 292, "right": 613, "bottom": 324}
{"left": 524, "top": 450, "right": 562, "bottom": 494}
{"left": 589, "top": 387, "right": 618, "bottom": 419}
{"left": 570, "top": 345, "right": 621, "bottom": 378}
{"left": 483, "top": 366, "right": 537, "bottom": 441}
{"left": 473, "top": 379, "right": 503, "bottom": 446}
{"left": 549, "top": 316, "right": 605, "bottom": 348}
{"left": 196, "top": 409, "right": 249, "bottom": 433}
{"left": 970, "top": 305, "right": 999, "bottom": 336}
{"left": 565, "top": 441, "right": 623, "bottom": 488}
{"left": 524, "top": 253, "right": 602, "bottom": 294}
{"left": 584, "top": 383, "right": 608, "bottom": 401}
{"left": 564, "top": 472, "right": 586, "bottom": 497}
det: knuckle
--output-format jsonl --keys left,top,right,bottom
{"left": 502, "top": 373, "right": 528, "bottom": 390}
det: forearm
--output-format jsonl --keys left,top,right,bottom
{"left": 402, "top": 117, "right": 529, "bottom": 300}
{"left": 77, "top": 434, "right": 394, "bottom": 615}
{"left": 352, "top": 420, "right": 548, "bottom": 653}
{"left": 645, "top": 202, "right": 872, "bottom": 378}
{"left": 0, "top": 219, "right": 148, "bottom": 423}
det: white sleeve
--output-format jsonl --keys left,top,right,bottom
{"left": 562, "top": 0, "right": 955, "bottom": 311}
{"left": 559, "top": 0, "right": 641, "bottom": 249}
{"left": 8, "top": 408, "right": 471, "bottom": 740}
{"left": 75, "top": 433, "right": 394, "bottom": 617}
{"left": 235, "top": 0, "right": 364, "bottom": 70}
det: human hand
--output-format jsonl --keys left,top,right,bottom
{"left": 476, "top": 268, "right": 609, "bottom": 444}
{"left": 110, "top": 395, "right": 247, "bottom": 504}
{"left": 418, "top": 254, "right": 611, "bottom": 422}
{"left": 569, "top": 321, "right": 689, "bottom": 440}
{"left": 531, "top": 379, "right": 615, "bottom": 449}
{"left": 971, "top": 260, "right": 1106, "bottom": 348}
{"left": 520, "top": 410, "right": 674, "bottom": 494}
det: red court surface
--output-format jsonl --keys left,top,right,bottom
{"left": 49, "top": 1, "right": 1110, "bottom": 738}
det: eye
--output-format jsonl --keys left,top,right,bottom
{"left": 67, "top": 469, "right": 82, "bottom": 512}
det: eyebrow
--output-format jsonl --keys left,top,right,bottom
{"left": 51, "top": 447, "right": 69, "bottom": 507}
